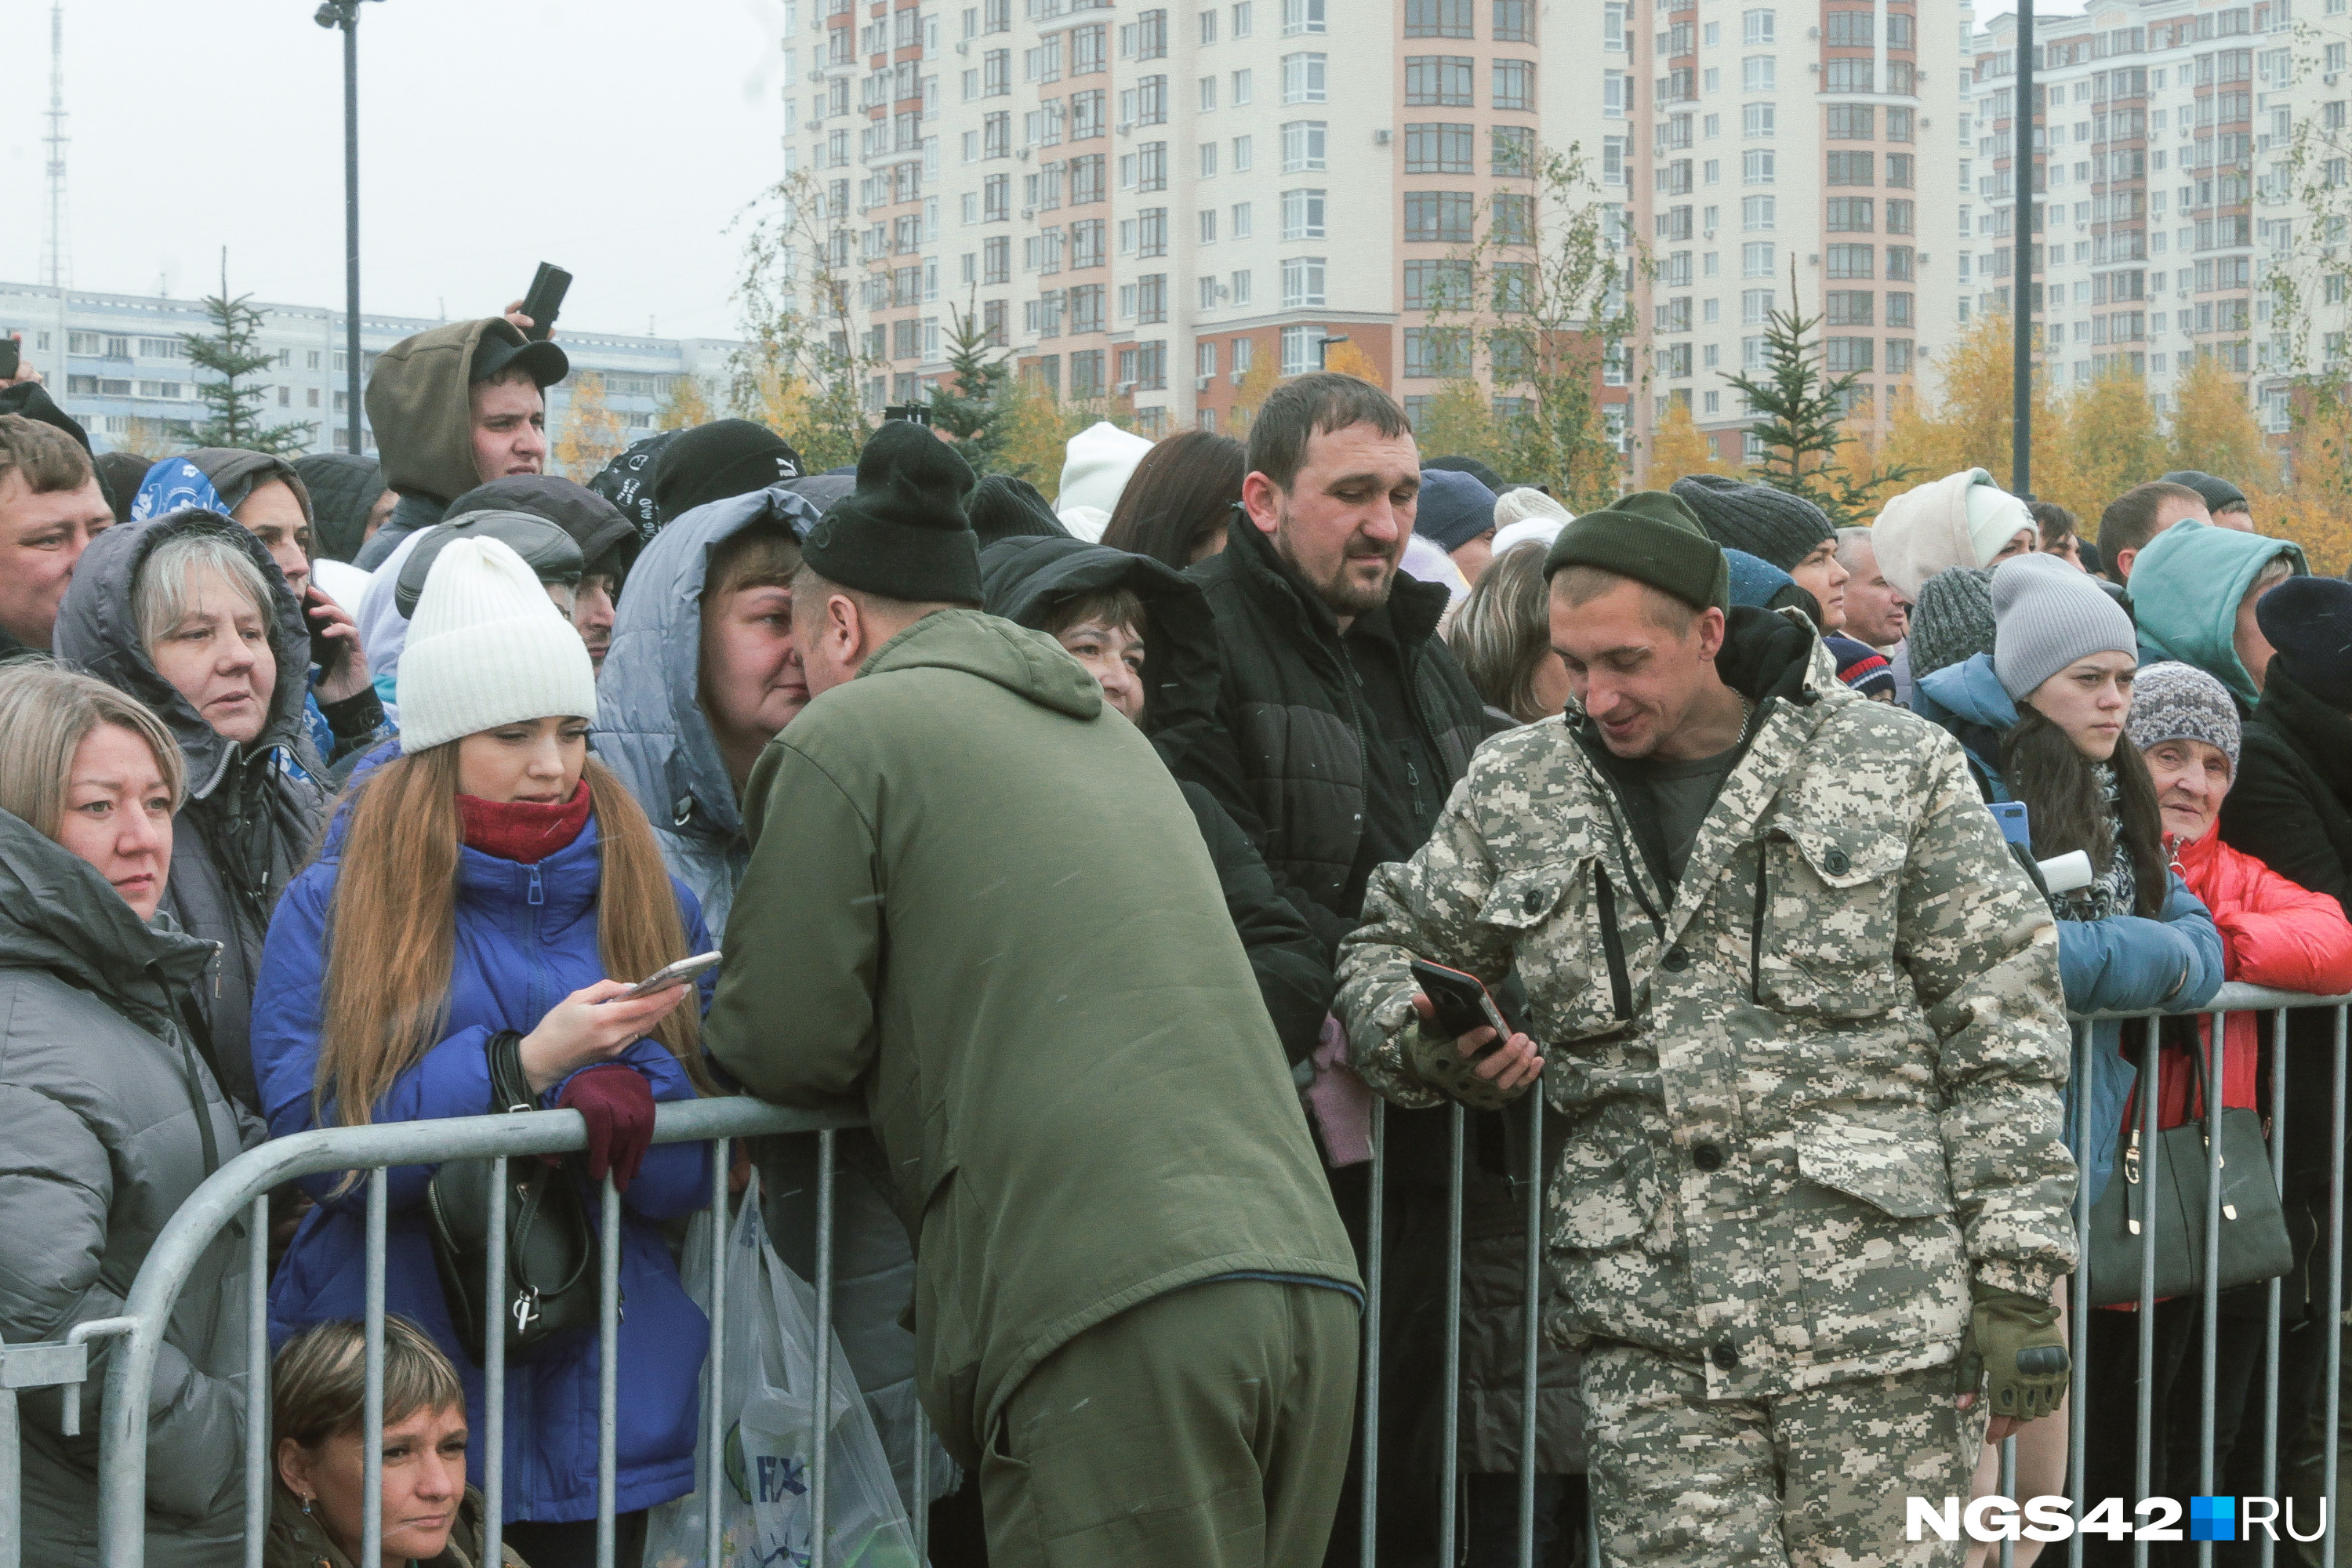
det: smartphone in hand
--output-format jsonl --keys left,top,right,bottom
{"left": 520, "top": 263, "right": 572, "bottom": 342}
{"left": 1409, "top": 958, "right": 1511, "bottom": 1057}
{"left": 622, "top": 951, "right": 721, "bottom": 999}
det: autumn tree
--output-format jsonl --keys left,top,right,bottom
{"left": 1323, "top": 339, "right": 1385, "bottom": 389}
{"left": 1413, "top": 380, "right": 1511, "bottom": 472}
{"left": 1721, "top": 263, "right": 1913, "bottom": 524}
{"left": 183, "top": 288, "right": 314, "bottom": 458}
{"left": 554, "top": 372, "right": 626, "bottom": 481}
{"left": 991, "top": 368, "right": 1114, "bottom": 493}
{"left": 729, "top": 169, "right": 877, "bottom": 470}
{"left": 1878, "top": 309, "right": 2065, "bottom": 505}
{"left": 2042, "top": 370, "right": 2161, "bottom": 521}
{"left": 1422, "top": 143, "right": 1636, "bottom": 509}
{"left": 1643, "top": 397, "right": 1733, "bottom": 488}
{"left": 1229, "top": 346, "right": 1280, "bottom": 436}
{"left": 657, "top": 374, "right": 713, "bottom": 431}
{"left": 2166, "top": 353, "right": 2278, "bottom": 491}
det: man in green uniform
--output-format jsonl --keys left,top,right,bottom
{"left": 1334, "top": 492, "right": 2078, "bottom": 1566}
{"left": 706, "top": 422, "right": 1362, "bottom": 1568}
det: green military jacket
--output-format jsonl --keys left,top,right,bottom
{"left": 707, "top": 609, "right": 1359, "bottom": 1467}
{"left": 1336, "top": 608, "right": 2076, "bottom": 1401}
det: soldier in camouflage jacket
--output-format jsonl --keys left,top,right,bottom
{"left": 1336, "top": 490, "right": 2077, "bottom": 1565}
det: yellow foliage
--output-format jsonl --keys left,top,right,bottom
{"left": 658, "top": 374, "right": 713, "bottom": 432}
{"left": 1230, "top": 350, "right": 1281, "bottom": 437}
{"left": 2038, "top": 371, "right": 2160, "bottom": 523}
{"left": 993, "top": 372, "right": 1111, "bottom": 496}
{"left": 1643, "top": 397, "right": 1732, "bottom": 488}
{"left": 1413, "top": 380, "right": 1509, "bottom": 470}
{"left": 1322, "top": 339, "right": 1385, "bottom": 390}
{"left": 732, "top": 361, "right": 816, "bottom": 446}
{"left": 2168, "top": 354, "right": 2281, "bottom": 490}
{"left": 554, "top": 372, "right": 625, "bottom": 481}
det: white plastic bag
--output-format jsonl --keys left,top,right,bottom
{"left": 645, "top": 1173, "right": 923, "bottom": 1568}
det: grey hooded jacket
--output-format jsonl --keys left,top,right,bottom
{"left": 54, "top": 510, "right": 330, "bottom": 1111}
{"left": 595, "top": 485, "right": 824, "bottom": 935}
{"left": 0, "top": 809, "right": 263, "bottom": 1566}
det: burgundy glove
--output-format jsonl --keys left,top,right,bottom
{"left": 556, "top": 1064, "right": 657, "bottom": 1192}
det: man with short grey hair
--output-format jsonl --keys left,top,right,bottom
{"left": 1835, "top": 524, "right": 1911, "bottom": 650}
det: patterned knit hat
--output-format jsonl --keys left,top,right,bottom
{"left": 2125, "top": 660, "right": 2241, "bottom": 772}
{"left": 1827, "top": 634, "right": 1896, "bottom": 699}
{"left": 1906, "top": 567, "right": 1998, "bottom": 683}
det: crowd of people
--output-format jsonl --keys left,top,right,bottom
{"left": 3, "top": 304, "right": 2352, "bottom": 1568}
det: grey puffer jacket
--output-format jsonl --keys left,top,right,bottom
{"left": 595, "top": 485, "right": 823, "bottom": 936}
{"left": 0, "top": 809, "right": 263, "bottom": 1566}
{"left": 54, "top": 510, "right": 330, "bottom": 1112}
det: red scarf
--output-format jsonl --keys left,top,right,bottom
{"left": 457, "top": 783, "right": 593, "bottom": 864}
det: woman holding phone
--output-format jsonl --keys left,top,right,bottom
{"left": 250, "top": 536, "right": 713, "bottom": 1568}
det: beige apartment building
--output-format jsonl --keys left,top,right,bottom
{"left": 772, "top": 0, "right": 1991, "bottom": 473}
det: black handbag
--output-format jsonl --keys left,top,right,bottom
{"left": 2085, "top": 1022, "right": 2293, "bottom": 1308}
{"left": 426, "top": 1031, "right": 601, "bottom": 1364}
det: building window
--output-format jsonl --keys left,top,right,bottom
{"left": 1281, "top": 322, "right": 1327, "bottom": 375}
{"left": 1404, "top": 190, "right": 1477, "bottom": 241}
{"left": 1887, "top": 292, "right": 1914, "bottom": 328}
{"left": 1069, "top": 282, "right": 1106, "bottom": 332}
{"left": 1070, "top": 348, "right": 1105, "bottom": 396}
{"left": 1826, "top": 289, "right": 1874, "bottom": 325}
{"left": 1402, "top": 325, "right": 1472, "bottom": 378}
{"left": 1743, "top": 149, "right": 1775, "bottom": 184}
{"left": 1232, "top": 200, "right": 1253, "bottom": 238}
{"left": 1491, "top": 192, "right": 1533, "bottom": 245}
{"left": 1281, "top": 0, "right": 1325, "bottom": 32}
{"left": 1824, "top": 9, "right": 1871, "bottom": 45}
{"left": 1827, "top": 151, "right": 1874, "bottom": 185}
{"left": 1886, "top": 199, "right": 1914, "bottom": 234}
{"left": 1233, "top": 133, "right": 1254, "bottom": 170}
{"left": 1200, "top": 207, "right": 1219, "bottom": 242}
{"left": 1886, "top": 339, "right": 1914, "bottom": 374}
{"left": 1824, "top": 58, "right": 1874, "bottom": 93}
{"left": 1201, "top": 140, "right": 1219, "bottom": 176}
{"left": 1405, "top": 258, "right": 1474, "bottom": 310}
{"left": 1744, "top": 103, "right": 1775, "bottom": 138}
{"left": 1825, "top": 243, "right": 1875, "bottom": 278}
{"left": 1492, "top": 124, "right": 1534, "bottom": 176}
{"left": 1824, "top": 336, "right": 1874, "bottom": 372}
{"left": 1232, "top": 268, "right": 1253, "bottom": 304}
{"left": 1742, "top": 55, "right": 1774, "bottom": 93}
{"left": 1405, "top": 122, "right": 1472, "bottom": 173}
{"left": 1741, "top": 288, "right": 1776, "bottom": 324}
{"left": 1886, "top": 153, "right": 1914, "bottom": 188}
{"left": 1282, "top": 119, "right": 1327, "bottom": 170}
{"left": 1493, "top": 60, "right": 1534, "bottom": 111}
{"left": 1281, "top": 52, "right": 1327, "bottom": 103}
{"left": 984, "top": 234, "right": 1011, "bottom": 281}
{"left": 1741, "top": 7, "right": 1773, "bottom": 44}
{"left": 1885, "top": 245, "right": 1913, "bottom": 281}
{"left": 1281, "top": 187, "right": 1327, "bottom": 238}
{"left": 1741, "top": 194, "right": 1776, "bottom": 230}
{"left": 1119, "top": 339, "right": 1167, "bottom": 388}
{"left": 1827, "top": 105, "right": 1875, "bottom": 140}
{"left": 1494, "top": 0, "right": 1531, "bottom": 42}
{"left": 1404, "top": 54, "right": 1474, "bottom": 105}
{"left": 1404, "top": 0, "right": 1472, "bottom": 36}
{"left": 1825, "top": 197, "right": 1874, "bottom": 232}
{"left": 1741, "top": 241, "right": 1775, "bottom": 276}
{"left": 1281, "top": 255, "right": 1327, "bottom": 307}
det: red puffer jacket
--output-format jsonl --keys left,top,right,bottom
{"left": 2152, "top": 828, "right": 2352, "bottom": 1126}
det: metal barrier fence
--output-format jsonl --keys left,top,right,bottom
{"left": 6, "top": 982, "right": 2348, "bottom": 1567}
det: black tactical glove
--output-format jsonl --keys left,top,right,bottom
{"left": 1956, "top": 1284, "right": 2069, "bottom": 1423}
{"left": 1405, "top": 1018, "right": 1524, "bottom": 1112}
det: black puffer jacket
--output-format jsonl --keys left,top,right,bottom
{"left": 0, "top": 809, "right": 260, "bottom": 1566}
{"left": 2221, "top": 657, "right": 2352, "bottom": 920}
{"left": 980, "top": 534, "right": 1334, "bottom": 1062}
{"left": 1175, "top": 511, "right": 1498, "bottom": 956}
{"left": 54, "top": 510, "right": 329, "bottom": 1111}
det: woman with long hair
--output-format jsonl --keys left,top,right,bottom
{"left": 252, "top": 539, "right": 714, "bottom": 1568}
{"left": 0, "top": 662, "right": 259, "bottom": 1567}
{"left": 1917, "top": 554, "right": 2224, "bottom": 1568}
{"left": 1099, "top": 429, "right": 1245, "bottom": 567}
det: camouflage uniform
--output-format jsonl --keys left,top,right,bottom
{"left": 1335, "top": 613, "right": 2077, "bottom": 1566}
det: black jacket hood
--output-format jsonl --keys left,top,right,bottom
{"left": 978, "top": 535, "right": 1222, "bottom": 756}
{"left": 53, "top": 509, "right": 322, "bottom": 797}
{"left": 293, "top": 454, "right": 387, "bottom": 563}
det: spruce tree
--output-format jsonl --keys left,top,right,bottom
{"left": 183, "top": 289, "right": 314, "bottom": 457}
{"left": 927, "top": 300, "right": 1012, "bottom": 474}
{"left": 1721, "top": 262, "right": 1911, "bottom": 524}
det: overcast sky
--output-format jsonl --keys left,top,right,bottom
{"left": 0, "top": 0, "right": 786, "bottom": 342}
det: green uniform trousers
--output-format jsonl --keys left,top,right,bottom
{"left": 978, "top": 1278, "right": 1359, "bottom": 1568}
{"left": 1583, "top": 1341, "right": 1988, "bottom": 1568}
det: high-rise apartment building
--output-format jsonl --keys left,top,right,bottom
{"left": 1632, "top": 0, "right": 1973, "bottom": 470}
{"left": 1969, "top": 1, "right": 2292, "bottom": 425}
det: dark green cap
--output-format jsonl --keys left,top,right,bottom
{"left": 1542, "top": 489, "right": 1730, "bottom": 613}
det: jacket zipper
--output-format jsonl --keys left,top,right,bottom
{"left": 1594, "top": 866, "right": 1634, "bottom": 1021}
{"left": 1750, "top": 838, "right": 1771, "bottom": 1002}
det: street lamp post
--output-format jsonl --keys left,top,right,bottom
{"left": 315, "top": 0, "right": 379, "bottom": 457}
{"left": 2013, "top": 0, "right": 2036, "bottom": 498}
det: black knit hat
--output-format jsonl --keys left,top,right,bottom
{"left": 1670, "top": 473, "right": 1835, "bottom": 572}
{"left": 1543, "top": 490, "right": 1729, "bottom": 612}
{"left": 2161, "top": 470, "right": 2251, "bottom": 517}
{"left": 968, "top": 474, "right": 1073, "bottom": 547}
{"left": 2259, "top": 576, "right": 2352, "bottom": 713}
{"left": 651, "top": 419, "right": 807, "bottom": 525}
{"left": 801, "top": 421, "right": 983, "bottom": 604}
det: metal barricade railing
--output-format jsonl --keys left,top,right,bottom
{"left": 73, "top": 1095, "right": 866, "bottom": 1568}
{"left": 1345, "top": 982, "right": 2352, "bottom": 1568}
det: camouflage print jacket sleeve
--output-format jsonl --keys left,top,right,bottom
{"left": 1898, "top": 739, "right": 2078, "bottom": 1300}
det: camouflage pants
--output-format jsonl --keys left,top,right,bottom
{"left": 1582, "top": 1342, "right": 1987, "bottom": 1567}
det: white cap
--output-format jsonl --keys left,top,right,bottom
{"left": 396, "top": 536, "right": 598, "bottom": 753}
{"left": 1056, "top": 421, "right": 1155, "bottom": 520}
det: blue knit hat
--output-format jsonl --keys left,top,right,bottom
{"left": 1417, "top": 466, "right": 1500, "bottom": 553}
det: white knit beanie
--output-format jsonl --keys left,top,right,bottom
{"left": 1991, "top": 551, "right": 2140, "bottom": 701}
{"left": 1964, "top": 481, "right": 2038, "bottom": 570}
{"left": 1056, "top": 421, "right": 1154, "bottom": 520}
{"left": 396, "top": 535, "right": 598, "bottom": 752}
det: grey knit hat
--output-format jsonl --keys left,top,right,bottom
{"left": 2125, "top": 660, "right": 2242, "bottom": 772}
{"left": 1991, "top": 551, "right": 2140, "bottom": 700}
{"left": 1670, "top": 474, "right": 1835, "bottom": 572}
{"left": 1907, "top": 567, "right": 1998, "bottom": 682}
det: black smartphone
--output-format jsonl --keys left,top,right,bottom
{"left": 520, "top": 263, "right": 572, "bottom": 342}
{"left": 0, "top": 336, "right": 19, "bottom": 379}
{"left": 1409, "top": 958, "right": 1511, "bottom": 1051}
{"left": 303, "top": 588, "right": 346, "bottom": 677}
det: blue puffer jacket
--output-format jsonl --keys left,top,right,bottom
{"left": 250, "top": 810, "right": 714, "bottom": 1526}
{"left": 1913, "top": 652, "right": 2227, "bottom": 1203}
